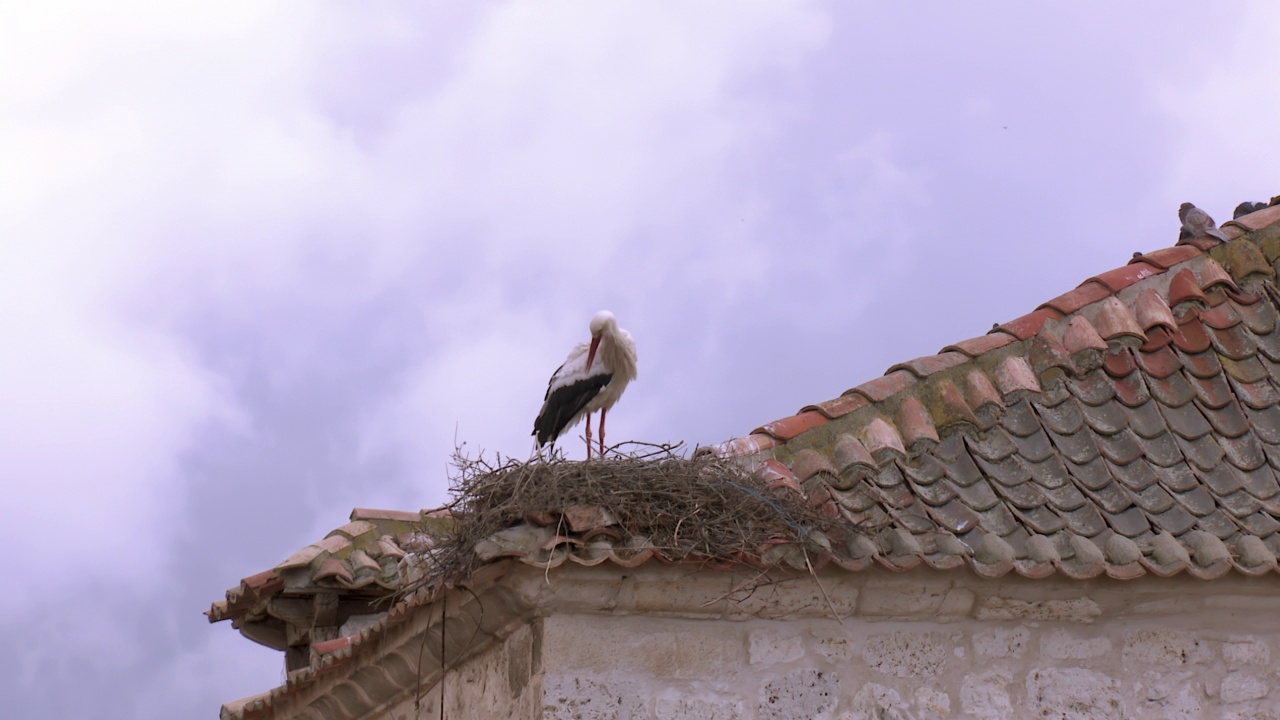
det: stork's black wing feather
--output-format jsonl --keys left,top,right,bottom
{"left": 533, "top": 373, "right": 613, "bottom": 446}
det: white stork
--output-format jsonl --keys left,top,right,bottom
{"left": 533, "top": 310, "right": 638, "bottom": 458}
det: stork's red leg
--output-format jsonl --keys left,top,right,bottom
{"left": 599, "top": 407, "right": 607, "bottom": 457}
{"left": 584, "top": 413, "right": 593, "bottom": 460}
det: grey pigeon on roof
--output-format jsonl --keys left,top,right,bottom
{"left": 1234, "top": 201, "right": 1268, "bottom": 219}
{"left": 1179, "top": 202, "right": 1227, "bottom": 242}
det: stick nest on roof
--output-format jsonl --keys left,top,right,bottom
{"left": 404, "top": 441, "right": 857, "bottom": 597}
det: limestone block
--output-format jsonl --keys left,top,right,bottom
{"left": 1223, "top": 640, "right": 1271, "bottom": 667}
{"left": 1221, "top": 672, "right": 1270, "bottom": 704}
{"left": 1025, "top": 667, "right": 1125, "bottom": 720}
{"left": 971, "top": 626, "right": 1030, "bottom": 658}
{"left": 974, "top": 596, "right": 1100, "bottom": 623}
{"left": 913, "top": 686, "right": 952, "bottom": 719}
{"left": 859, "top": 583, "right": 941, "bottom": 615}
{"left": 1040, "top": 630, "right": 1112, "bottom": 660}
{"left": 960, "top": 667, "right": 1013, "bottom": 720}
{"left": 860, "top": 631, "right": 952, "bottom": 679}
{"left": 758, "top": 668, "right": 839, "bottom": 720}
{"left": 543, "top": 676, "right": 648, "bottom": 720}
{"left": 1121, "top": 630, "right": 1210, "bottom": 667}
{"left": 1221, "top": 701, "right": 1280, "bottom": 720}
{"left": 749, "top": 629, "right": 805, "bottom": 665}
{"left": 844, "top": 683, "right": 911, "bottom": 720}
{"left": 1136, "top": 670, "right": 1201, "bottom": 720}
{"left": 812, "top": 634, "right": 858, "bottom": 662}
{"left": 541, "top": 616, "right": 741, "bottom": 680}
{"left": 654, "top": 695, "right": 744, "bottom": 720}
{"left": 937, "top": 588, "right": 976, "bottom": 618}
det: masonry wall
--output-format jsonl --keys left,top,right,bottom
{"left": 534, "top": 569, "right": 1280, "bottom": 720}
{"left": 379, "top": 622, "right": 543, "bottom": 720}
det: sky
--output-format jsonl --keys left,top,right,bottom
{"left": 2, "top": 2, "right": 1278, "bottom": 717}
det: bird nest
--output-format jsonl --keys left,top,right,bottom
{"left": 404, "top": 442, "right": 855, "bottom": 597}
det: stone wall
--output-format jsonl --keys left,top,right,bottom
{"left": 532, "top": 566, "right": 1280, "bottom": 720}
{"left": 380, "top": 622, "right": 542, "bottom": 720}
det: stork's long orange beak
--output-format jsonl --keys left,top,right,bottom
{"left": 586, "top": 336, "right": 601, "bottom": 371}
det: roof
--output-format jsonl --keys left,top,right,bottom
{"left": 708, "top": 202, "right": 1280, "bottom": 580}
{"left": 206, "top": 508, "right": 440, "bottom": 632}
{"left": 211, "top": 202, "right": 1280, "bottom": 717}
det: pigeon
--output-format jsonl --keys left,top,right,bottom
{"left": 1179, "top": 202, "right": 1227, "bottom": 242}
{"left": 1234, "top": 201, "right": 1267, "bottom": 219}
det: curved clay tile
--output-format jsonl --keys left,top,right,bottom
{"left": 1215, "top": 240, "right": 1274, "bottom": 284}
{"left": 896, "top": 395, "right": 940, "bottom": 450}
{"left": 1167, "top": 268, "right": 1209, "bottom": 309}
{"left": 1196, "top": 259, "right": 1240, "bottom": 292}
{"left": 846, "top": 369, "right": 917, "bottom": 403}
{"left": 1028, "top": 331, "right": 1073, "bottom": 379}
{"left": 755, "top": 410, "right": 827, "bottom": 441}
{"left": 832, "top": 433, "right": 875, "bottom": 474}
{"left": 1062, "top": 316, "right": 1108, "bottom": 355}
{"left": 790, "top": 448, "right": 836, "bottom": 482}
{"left": 888, "top": 351, "right": 968, "bottom": 379}
{"left": 963, "top": 369, "right": 1005, "bottom": 422}
{"left": 1134, "top": 288, "right": 1178, "bottom": 332}
{"left": 1069, "top": 534, "right": 1106, "bottom": 567}
{"left": 1184, "top": 530, "right": 1231, "bottom": 567}
{"left": 1131, "top": 245, "right": 1201, "bottom": 270}
{"left": 1148, "top": 531, "right": 1192, "bottom": 568}
{"left": 974, "top": 532, "right": 1017, "bottom": 565}
{"left": 1025, "top": 533, "right": 1060, "bottom": 564}
{"left": 1087, "top": 261, "right": 1159, "bottom": 294}
{"left": 1090, "top": 296, "right": 1146, "bottom": 347}
{"left": 758, "top": 458, "right": 802, "bottom": 493}
{"left": 941, "top": 333, "right": 1016, "bottom": 358}
{"left": 1235, "top": 535, "right": 1277, "bottom": 571}
{"left": 861, "top": 416, "right": 907, "bottom": 459}
{"left": 803, "top": 394, "right": 869, "bottom": 420}
{"left": 1103, "top": 533, "right": 1142, "bottom": 565}
{"left": 994, "top": 356, "right": 1041, "bottom": 399}
{"left": 934, "top": 378, "right": 980, "bottom": 432}
{"left": 1038, "top": 282, "right": 1111, "bottom": 316}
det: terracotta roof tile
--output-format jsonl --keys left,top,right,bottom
{"left": 1091, "top": 297, "right": 1147, "bottom": 346}
{"left": 1223, "top": 203, "right": 1280, "bottom": 232}
{"left": 754, "top": 410, "right": 827, "bottom": 441}
{"left": 996, "top": 307, "right": 1065, "bottom": 340}
{"left": 1087, "top": 261, "right": 1160, "bottom": 293}
{"left": 1131, "top": 245, "right": 1202, "bottom": 270}
{"left": 1062, "top": 316, "right": 1108, "bottom": 356}
{"left": 802, "top": 393, "right": 869, "bottom": 420}
{"left": 1038, "top": 282, "right": 1112, "bottom": 316}
{"left": 888, "top": 351, "right": 969, "bottom": 379}
{"left": 861, "top": 416, "right": 907, "bottom": 459}
{"left": 846, "top": 369, "right": 916, "bottom": 403}
{"left": 942, "top": 333, "right": 1016, "bottom": 358}
{"left": 1168, "top": 269, "right": 1209, "bottom": 309}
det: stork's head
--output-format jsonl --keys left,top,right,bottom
{"left": 586, "top": 310, "right": 616, "bottom": 370}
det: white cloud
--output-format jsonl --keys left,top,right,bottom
{"left": 1150, "top": 3, "right": 1280, "bottom": 207}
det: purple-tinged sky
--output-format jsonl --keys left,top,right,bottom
{"left": 2, "top": 3, "right": 1278, "bottom": 717}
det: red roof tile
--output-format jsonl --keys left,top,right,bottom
{"left": 995, "top": 307, "right": 1064, "bottom": 340}
{"left": 1131, "top": 245, "right": 1202, "bottom": 269}
{"left": 754, "top": 410, "right": 828, "bottom": 441}
{"left": 846, "top": 369, "right": 916, "bottom": 402}
{"left": 1038, "top": 282, "right": 1111, "bottom": 316}
{"left": 1087, "top": 261, "right": 1160, "bottom": 293}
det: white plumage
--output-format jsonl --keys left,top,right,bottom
{"left": 533, "top": 310, "right": 638, "bottom": 458}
